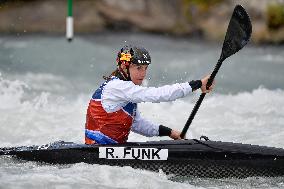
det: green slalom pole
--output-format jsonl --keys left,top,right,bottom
{"left": 66, "top": 0, "right": 73, "bottom": 42}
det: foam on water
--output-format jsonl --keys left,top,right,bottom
{"left": 0, "top": 158, "right": 283, "bottom": 189}
{"left": 1, "top": 75, "right": 283, "bottom": 148}
{"left": 1, "top": 74, "right": 284, "bottom": 188}
{"left": 1, "top": 34, "right": 284, "bottom": 188}
{"left": 0, "top": 75, "right": 86, "bottom": 147}
{"left": 0, "top": 158, "right": 197, "bottom": 189}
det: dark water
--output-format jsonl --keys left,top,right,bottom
{"left": 1, "top": 33, "right": 284, "bottom": 96}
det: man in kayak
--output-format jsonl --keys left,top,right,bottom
{"left": 85, "top": 45, "right": 214, "bottom": 145}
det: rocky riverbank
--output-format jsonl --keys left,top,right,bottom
{"left": 0, "top": 0, "right": 284, "bottom": 44}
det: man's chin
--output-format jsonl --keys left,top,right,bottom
{"left": 134, "top": 80, "right": 143, "bottom": 85}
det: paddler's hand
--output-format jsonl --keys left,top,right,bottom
{"left": 170, "top": 130, "right": 182, "bottom": 140}
{"left": 201, "top": 75, "right": 215, "bottom": 93}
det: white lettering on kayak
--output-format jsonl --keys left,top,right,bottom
{"left": 99, "top": 147, "right": 168, "bottom": 160}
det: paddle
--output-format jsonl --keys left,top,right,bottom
{"left": 180, "top": 5, "right": 252, "bottom": 139}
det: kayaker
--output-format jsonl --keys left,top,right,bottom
{"left": 85, "top": 45, "right": 214, "bottom": 144}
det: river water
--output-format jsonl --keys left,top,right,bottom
{"left": 0, "top": 33, "right": 284, "bottom": 188}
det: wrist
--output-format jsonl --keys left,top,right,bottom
{"left": 188, "top": 80, "right": 202, "bottom": 91}
{"left": 159, "top": 125, "right": 172, "bottom": 137}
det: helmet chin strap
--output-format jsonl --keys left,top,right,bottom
{"left": 118, "top": 64, "right": 131, "bottom": 81}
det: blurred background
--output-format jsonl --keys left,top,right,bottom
{"left": 0, "top": 0, "right": 284, "bottom": 43}
{"left": 0, "top": 0, "right": 284, "bottom": 149}
{"left": 0, "top": 0, "right": 284, "bottom": 145}
{"left": 1, "top": 1, "right": 284, "bottom": 188}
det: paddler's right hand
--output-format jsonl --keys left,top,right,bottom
{"left": 170, "top": 130, "right": 182, "bottom": 140}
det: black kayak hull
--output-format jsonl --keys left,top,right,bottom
{"left": 1, "top": 139, "right": 284, "bottom": 178}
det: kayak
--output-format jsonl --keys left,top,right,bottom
{"left": 1, "top": 139, "right": 284, "bottom": 178}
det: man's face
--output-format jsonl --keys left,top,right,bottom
{"left": 128, "top": 64, "right": 148, "bottom": 85}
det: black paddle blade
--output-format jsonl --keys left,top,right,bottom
{"left": 220, "top": 5, "right": 252, "bottom": 61}
{"left": 181, "top": 5, "right": 252, "bottom": 139}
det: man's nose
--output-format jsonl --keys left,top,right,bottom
{"left": 141, "top": 68, "right": 147, "bottom": 76}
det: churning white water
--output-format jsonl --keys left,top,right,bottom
{"left": 0, "top": 34, "right": 284, "bottom": 188}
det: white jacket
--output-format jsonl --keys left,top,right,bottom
{"left": 100, "top": 78, "right": 193, "bottom": 137}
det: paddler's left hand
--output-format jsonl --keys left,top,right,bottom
{"left": 170, "top": 130, "right": 182, "bottom": 140}
{"left": 201, "top": 75, "right": 215, "bottom": 93}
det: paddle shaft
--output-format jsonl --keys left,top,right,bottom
{"left": 180, "top": 58, "right": 223, "bottom": 139}
{"left": 180, "top": 4, "right": 252, "bottom": 138}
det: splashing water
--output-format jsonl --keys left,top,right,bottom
{"left": 1, "top": 34, "right": 284, "bottom": 188}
